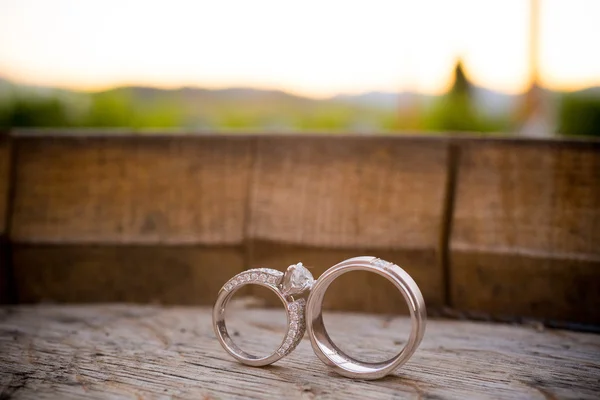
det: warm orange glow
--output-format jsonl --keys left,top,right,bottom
{"left": 0, "top": 0, "right": 598, "bottom": 97}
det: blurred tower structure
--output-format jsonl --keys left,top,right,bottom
{"left": 516, "top": 0, "right": 555, "bottom": 136}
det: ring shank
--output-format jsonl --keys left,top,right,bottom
{"left": 213, "top": 281, "right": 290, "bottom": 366}
{"left": 306, "top": 256, "right": 426, "bottom": 379}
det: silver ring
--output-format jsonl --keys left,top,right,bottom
{"left": 305, "top": 256, "right": 426, "bottom": 380}
{"left": 213, "top": 263, "right": 314, "bottom": 366}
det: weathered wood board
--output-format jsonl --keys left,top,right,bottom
{"left": 12, "top": 245, "right": 245, "bottom": 304}
{"left": 452, "top": 252, "right": 600, "bottom": 323}
{"left": 0, "top": 305, "right": 598, "bottom": 399}
{"left": 450, "top": 140, "right": 600, "bottom": 323}
{"left": 247, "top": 136, "right": 447, "bottom": 313}
{"left": 10, "top": 136, "right": 254, "bottom": 245}
{"left": 249, "top": 136, "right": 447, "bottom": 249}
{"left": 0, "top": 134, "right": 12, "bottom": 303}
{"left": 0, "top": 134, "right": 9, "bottom": 236}
{"left": 4, "top": 133, "right": 600, "bottom": 325}
{"left": 9, "top": 134, "right": 449, "bottom": 313}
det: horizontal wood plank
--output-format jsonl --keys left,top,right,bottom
{"left": 0, "top": 134, "right": 9, "bottom": 234}
{"left": 452, "top": 141, "right": 600, "bottom": 256}
{"left": 450, "top": 140, "right": 600, "bottom": 323}
{"left": 12, "top": 245, "right": 245, "bottom": 304}
{"left": 0, "top": 135, "right": 12, "bottom": 303}
{"left": 10, "top": 136, "right": 254, "bottom": 245}
{"left": 452, "top": 251, "right": 600, "bottom": 323}
{"left": 0, "top": 305, "right": 598, "bottom": 399}
{"left": 4, "top": 133, "right": 600, "bottom": 323}
{"left": 249, "top": 136, "right": 448, "bottom": 249}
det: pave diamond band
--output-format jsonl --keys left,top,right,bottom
{"left": 213, "top": 264, "right": 313, "bottom": 366}
{"left": 222, "top": 268, "right": 283, "bottom": 292}
{"left": 276, "top": 298, "right": 306, "bottom": 356}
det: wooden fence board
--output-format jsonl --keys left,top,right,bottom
{"left": 0, "top": 134, "right": 12, "bottom": 303}
{"left": 0, "top": 134, "right": 9, "bottom": 235}
{"left": 450, "top": 140, "right": 600, "bottom": 323}
{"left": 249, "top": 136, "right": 448, "bottom": 249}
{"left": 12, "top": 245, "right": 245, "bottom": 304}
{"left": 4, "top": 132, "right": 600, "bottom": 324}
{"left": 452, "top": 252, "right": 600, "bottom": 323}
{"left": 246, "top": 136, "right": 447, "bottom": 313}
{"left": 10, "top": 136, "right": 254, "bottom": 245}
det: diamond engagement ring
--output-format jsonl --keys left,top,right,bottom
{"left": 213, "top": 262, "right": 315, "bottom": 366}
{"left": 305, "top": 256, "right": 426, "bottom": 380}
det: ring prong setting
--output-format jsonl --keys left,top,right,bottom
{"left": 281, "top": 262, "right": 314, "bottom": 296}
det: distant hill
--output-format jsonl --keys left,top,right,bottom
{"left": 5, "top": 76, "right": 591, "bottom": 115}
{"left": 333, "top": 91, "right": 402, "bottom": 109}
{"left": 472, "top": 86, "right": 516, "bottom": 116}
{"left": 1, "top": 76, "right": 599, "bottom": 133}
{"left": 569, "top": 86, "right": 600, "bottom": 98}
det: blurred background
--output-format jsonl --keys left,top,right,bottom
{"left": 0, "top": 0, "right": 599, "bottom": 137}
{"left": 0, "top": 0, "right": 599, "bottom": 327}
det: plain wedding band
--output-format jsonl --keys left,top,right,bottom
{"left": 305, "top": 256, "right": 426, "bottom": 380}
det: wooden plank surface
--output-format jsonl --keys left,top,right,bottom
{"left": 0, "top": 134, "right": 9, "bottom": 235}
{"left": 8, "top": 134, "right": 448, "bottom": 312}
{"left": 247, "top": 136, "right": 447, "bottom": 314}
{"left": 249, "top": 136, "right": 448, "bottom": 249}
{"left": 5, "top": 133, "right": 600, "bottom": 324}
{"left": 10, "top": 136, "right": 254, "bottom": 245}
{"left": 0, "top": 134, "right": 12, "bottom": 303}
{"left": 0, "top": 304, "right": 598, "bottom": 399}
{"left": 450, "top": 140, "right": 600, "bottom": 323}
{"left": 452, "top": 252, "right": 600, "bottom": 323}
{"left": 12, "top": 245, "right": 245, "bottom": 304}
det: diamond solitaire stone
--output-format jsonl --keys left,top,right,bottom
{"left": 281, "top": 262, "right": 314, "bottom": 296}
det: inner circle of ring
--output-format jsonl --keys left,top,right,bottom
{"left": 213, "top": 277, "right": 295, "bottom": 366}
{"left": 305, "top": 256, "right": 427, "bottom": 380}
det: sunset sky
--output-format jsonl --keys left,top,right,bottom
{"left": 0, "top": 0, "right": 599, "bottom": 98}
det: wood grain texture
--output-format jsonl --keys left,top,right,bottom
{"left": 0, "top": 239, "right": 9, "bottom": 304}
{"left": 452, "top": 141, "right": 600, "bottom": 256}
{"left": 249, "top": 136, "right": 448, "bottom": 249}
{"left": 5, "top": 133, "right": 600, "bottom": 323}
{"left": 249, "top": 241, "right": 443, "bottom": 313}
{"left": 10, "top": 136, "right": 254, "bottom": 245}
{"left": 452, "top": 252, "right": 600, "bottom": 323}
{"left": 0, "top": 134, "right": 12, "bottom": 303}
{"left": 0, "top": 305, "right": 598, "bottom": 399}
{"left": 12, "top": 245, "right": 245, "bottom": 304}
{"left": 0, "top": 134, "right": 9, "bottom": 234}
{"left": 450, "top": 140, "right": 600, "bottom": 323}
